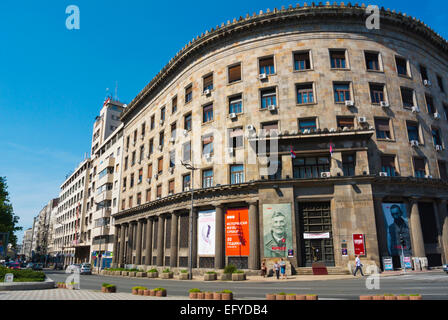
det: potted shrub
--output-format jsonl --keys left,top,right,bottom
{"left": 154, "top": 287, "right": 167, "bottom": 297}
{"left": 266, "top": 293, "right": 276, "bottom": 300}
{"left": 178, "top": 269, "right": 189, "bottom": 280}
{"left": 409, "top": 294, "right": 422, "bottom": 300}
{"left": 128, "top": 270, "right": 137, "bottom": 277}
{"left": 221, "top": 264, "right": 236, "bottom": 280}
{"left": 138, "top": 287, "right": 147, "bottom": 296}
{"left": 104, "top": 284, "right": 116, "bottom": 293}
{"left": 147, "top": 268, "right": 158, "bottom": 278}
{"left": 295, "top": 294, "right": 306, "bottom": 300}
{"left": 221, "top": 290, "right": 233, "bottom": 300}
{"left": 67, "top": 281, "right": 78, "bottom": 290}
{"left": 384, "top": 294, "right": 396, "bottom": 301}
{"left": 150, "top": 289, "right": 156, "bottom": 296}
{"left": 132, "top": 286, "right": 144, "bottom": 295}
{"left": 101, "top": 283, "right": 109, "bottom": 293}
{"left": 160, "top": 268, "right": 174, "bottom": 279}
{"left": 121, "top": 271, "right": 129, "bottom": 276}
{"left": 275, "top": 292, "right": 286, "bottom": 300}
{"left": 204, "top": 271, "right": 217, "bottom": 281}
{"left": 213, "top": 292, "right": 222, "bottom": 300}
{"left": 396, "top": 294, "right": 409, "bottom": 301}
{"left": 137, "top": 270, "right": 147, "bottom": 277}
{"left": 373, "top": 294, "right": 385, "bottom": 301}
{"left": 286, "top": 293, "right": 296, "bottom": 301}
{"left": 204, "top": 292, "right": 214, "bottom": 300}
{"left": 189, "top": 288, "right": 201, "bottom": 299}
{"left": 306, "top": 294, "right": 318, "bottom": 301}
{"left": 359, "top": 295, "right": 373, "bottom": 300}
{"left": 231, "top": 270, "right": 246, "bottom": 281}
{"left": 143, "top": 289, "right": 150, "bottom": 296}
{"left": 196, "top": 292, "right": 205, "bottom": 299}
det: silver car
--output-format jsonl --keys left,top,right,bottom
{"left": 80, "top": 263, "right": 92, "bottom": 275}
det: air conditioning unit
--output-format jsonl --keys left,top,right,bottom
{"left": 380, "top": 101, "right": 390, "bottom": 108}
{"left": 411, "top": 106, "right": 420, "bottom": 113}
{"left": 358, "top": 117, "right": 367, "bottom": 124}
{"left": 425, "top": 175, "right": 433, "bottom": 179}
{"left": 204, "top": 89, "right": 211, "bottom": 95}
{"left": 268, "top": 105, "right": 277, "bottom": 111}
{"left": 436, "top": 145, "right": 443, "bottom": 151}
{"left": 410, "top": 140, "right": 419, "bottom": 147}
{"left": 159, "top": 119, "right": 164, "bottom": 125}
{"left": 229, "top": 112, "right": 237, "bottom": 119}
{"left": 321, "top": 172, "right": 331, "bottom": 178}
{"left": 423, "top": 79, "right": 432, "bottom": 87}
{"left": 228, "top": 147, "right": 234, "bottom": 154}
{"left": 303, "top": 129, "right": 311, "bottom": 134}
{"left": 345, "top": 100, "right": 355, "bottom": 107}
{"left": 147, "top": 153, "right": 151, "bottom": 159}
{"left": 329, "top": 128, "right": 336, "bottom": 133}
{"left": 204, "top": 153, "right": 211, "bottom": 160}
{"left": 154, "top": 174, "right": 159, "bottom": 180}
{"left": 342, "top": 126, "right": 350, "bottom": 132}
{"left": 141, "top": 135, "right": 144, "bottom": 140}
{"left": 170, "top": 137, "right": 175, "bottom": 143}
{"left": 434, "top": 112, "right": 441, "bottom": 119}
{"left": 259, "top": 73, "right": 267, "bottom": 80}
{"left": 183, "top": 129, "right": 188, "bottom": 136}
{"left": 132, "top": 141, "right": 136, "bottom": 146}
{"left": 169, "top": 167, "right": 174, "bottom": 174}
{"left": 379, "top": 172, "right": 388, "bottom": 177}
{"left": 247, "top": 124, "right": 255, "bottom": 131}
{"left": 146, "top": 178, "right": 151, "bottom": 183}
{"left": 158, "top": 145, "right": 162, "bottom": 151}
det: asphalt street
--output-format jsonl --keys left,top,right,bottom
{"left": 44, "top": 270, "right": 448, "bottom": 300}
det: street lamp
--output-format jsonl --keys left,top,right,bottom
{"left": 181, "top": 160, "right": 198, "bottom": 280}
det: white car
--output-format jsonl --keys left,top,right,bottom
{"left": 443, "top": 264, "right": 448, "bottom": 274}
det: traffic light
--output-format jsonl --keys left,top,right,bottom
{"left": 400, "top": 235, "right": 405, "bottom": 247}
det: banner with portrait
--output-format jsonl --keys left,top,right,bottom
{"left": 263, "top": 203, "right": 293, "bottom": 258}
{"left": 382, "top": 203, "right": 412, "bottom": 256}
{"left": 198, "top": 210, "right": 216, "bottom": 256}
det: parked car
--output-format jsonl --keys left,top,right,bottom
{"left": 8, "top": 262, "right": 20, "bottom": 270}
{"left": 66, "top": 264, "right": 81, "bottom": 273}
{"left": 33, "top": 263, "right": 43, "bottom": 271}
{"left": 80, "top": 263, "right": 91, "bottom": 275}
{"left": 53, "top": 263, "right": 64, "bottom": 270}
{"left": 25, "top": 263, "right": 34, "bottom": 269}
{"left": 443, "top": 264, "right": 448, "bottom": 274}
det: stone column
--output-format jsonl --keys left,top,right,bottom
{"left": 127, "top": 222, "right": 135, "bottom": 265}
{"left": 112, "top": 224, "right": 120, "bottom": 266}
{"left": 437, "top": 199, "right": 448, "bottom": 264}
{"left": 408, "top": 198, "right": 426, "bottom": 258}
{"left": 118, "top": 224, "right": 126, "bottom": 266}
{"left": 373, "top": 198, "right": 389, "bottom": 257}
{"left": 170, "top": 212, "right": 179, "bottom": 268}
{"left": 156, "top": 215, "right": 165, "bottom": 266}
{"left": 192, "top": 208, "right": 198, "bottom": 268}
{"left": 135, "top": 219, "right": 143, "bottom": 265}
{"left": 214, "top": 204, "right": 225, "bottom": 269}
{"left": 248, "top": 201, "right": 260, "bottom": 270}
{"left": 145, "top": 218, "right": 153, "bottom": 265}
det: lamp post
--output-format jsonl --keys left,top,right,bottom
{"left": 181, "top": 160, "right": 197, "bottom": 280}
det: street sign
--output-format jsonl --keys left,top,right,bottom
{"left": 353, "top": 234, "right": 366, "bottom": 256}
{"left": 382, "top": 256, "right": 394, "bottom": 271}
{"left": 4, "top": 273, "right": 14, "bottom": 283}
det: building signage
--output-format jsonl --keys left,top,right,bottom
{"left": 303, "top": 232, "right": 330, "bottom": 239}
{"left": 4, "top": 273, "right": 14, "bottom": 283}
{"left": 403, "top": 256, "right": 412, "bottom": 269}
{"left": 382, "top": 256, "right": 394, "bottom": 271}
{"left": 225, "top": 208, "right": 249, "bottom": 256}
{"left": 382, "top": 203, "right": 412, "bottom": 257}
{"left": 263, "top": 204, "right": 293, "bottom": 258}
{"left": 198, "top": 210, "right": 216, "bottom": 256}
{"left": 353, "top": 234, "right": 366, "bottom": 256}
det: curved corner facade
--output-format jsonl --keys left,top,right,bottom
{"left": 112, "top": 4, "right": 448, "bottom": 273}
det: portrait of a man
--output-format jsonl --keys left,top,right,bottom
{"left": 263, "top": 204, "right": 293, "bottom": 258}
{"left": 382, "top": 203, "right": 412, "bottom": 256}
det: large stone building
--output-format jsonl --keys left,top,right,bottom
{"left": 21, "top": 228, "right": 33, "bottom": 260}
{"left": 111, "top": 3, "right": 448, "bottom": 273}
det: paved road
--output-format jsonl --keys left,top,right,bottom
{"left": 44, "top": 270, "right": 448, "bottom": 300}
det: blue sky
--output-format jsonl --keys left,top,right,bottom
{"left": 1, "top": 0, "right": 447, "bottom": 244}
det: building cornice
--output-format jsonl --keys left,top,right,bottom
{"left": 121, "top": 2, "right": 448, "bottom": 123}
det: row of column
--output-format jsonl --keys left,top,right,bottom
{"left": 374, "top": 197, "right": 448, "bottom": 264}
{"left": 112, "top": 202, "right": 260, "bottom": 269}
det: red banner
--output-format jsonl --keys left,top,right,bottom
{"left": 353, "top": 234, "right": 366, "bottom": 256}
{"left": 225, "top": 208, "right": 250, "bottom": 256}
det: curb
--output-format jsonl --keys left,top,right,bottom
{"left": 0, "top": 276, "right": 55, "bottom": 291}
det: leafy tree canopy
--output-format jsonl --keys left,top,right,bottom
{"left": 0, "top": 177, "right": 22, "bottom": 247}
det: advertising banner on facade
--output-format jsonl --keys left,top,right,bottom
{"left": 353, "top": 234, "right": 366, "bottom": 256}
{"left": 198, "top": 210, "right": 216, "bottom": 256}
{"left": 225, "top": 208, "right": 249, "bottom": 256}
{"left": 382, "top": 203, "right": 412, "bottom": 256}
{"left": 263, "top": 203, "right": 293, "bottom": 258}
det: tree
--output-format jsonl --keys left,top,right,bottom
{"left": 0, "top": 177, "right": 22, "bottom": 247}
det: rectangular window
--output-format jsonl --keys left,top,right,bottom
{"left": 141, "top": 123, "right": 146, "bottom": 138}
{"left": 161, "top": 106, "right": 166, "bottom": 122}
{"left": 139, "top": 145, "right": 144, "bottom": 162}
{"left": 202, "top": 135, "right": 214, "bottom": 155}
{"left": 122, "top": 177, "right": 127, "bottom": 189}
{"left": 169, "top": 150, "right": 175, "bottom": 168}
{"left": 156, "top": 185, "right": 162, "bottom": 198}
{"left": 171, "top": 122, "right": 177, "bottom": 139}
{"left": 375, "top": 118, "right": 391, "bottom": 139}
{"left": 420, "top": 65, "right": 429, "bottom": 82}
{"left": 413, "top": 158, "right": 426, "bottom": 178}
{"left": 159, "top": 131, "right": 164, "bottom": 148}
{"left": 202, "top": 169, "right": 213, "bottom": 188}
{"left": 438, "top": 161, "right": 448, "bottom": 180}
{"left": 381, "top": 156, "right": 397, "bottom": 176}
{"left": 158, "top": 157, "right": 163, "bottom": 174}
{"left": 406, "top": 121, "right": 420, "bottom": 142}
{"left": 149, "top": 139, "right": 154, "bottom": 155}
{"left": 137, "top": 193, "right": 142, "bottom": 206}
{"left": 147, "top": 163, "right": 153, "bottom": 179}
{"left": 437, "top": 75, "right": 445, "bottom": 93}
{"left": 138, "top": 168, "right": 143, "bottom": 184}
{"left": 298, "top": 118, "right": 317, "bottom": 132}
{"left": 396, "top": 56, "right": 409, "bottom": 76}
{"left": 168, "top": 180, "right": 175, "bottom": 194}
{"left": 182, "top": 174, "right": 191, "bottom": 191}
{"left": 425, "top": 94, "right": 435, "bottom": 113}
{"left": 260, "top": 88, "right": 277, "bottom": 109}
{"left": 146, "top": 189, "right": 151, "bottom": 202}
{"left": 150, "top": 115, "right": 155, "bottom": 130}
{"left": 130, "top": 173, "right": 134, "bottom": 188}
{"left": 294, "top": 51, "right": 311, "bottom": 71}
{"left": 185, "top": 85, "right": 192, "bottom": 103}
{"left": 261, "top": 121, "right": 278, "bottom": 134}
{"left": 230, "top": 164, "right": 244, "bottom": 184}
{"left": 183, "top": 141, "right": 191, "bottom": 162}
{"left": 337, "top": 117, "right": 354, "bottom": 130}
{"left": 133, "top": 130, "right": 138, "bottom": 144}
{"left": 203, "top": 74, "right": 213, "bottom": 92}
{"left": 432, "top": 128, "right": 442, "bottom": 146}
{"left": 342, "top": 154, "right": 356, "bottom": 176}
{"left": 228, "top": 64, "right": 241, "bottom": 83}
{"left": 293, "top": 156, "right": 330, "bottom": 179}
{"left": 370, "top": 84, "right": 385, "bottom": 104}
{"left": 131, "top": 151, "right": 136, "bottom": 166}
{"left": 296, "top": 83, "right": 314, "bottom": 104}
{"left": 333, "top": 83, "right": 351, "bottom": 102}
{"left": 184, "top": 113, "right": 192, "bottom": 131}
{"left": 330, "top": 50, "right": 347, "bottom": 69}
{"left": 259, "top": 56, "right": 275, "bottom": 75}
{"left": 121, "top": 199, "right": 125, "bottom": 210}
{"left": 228, "top": 127, "right": 243, "bottom": 149}
{"left": 203, "top": 104, "right": 213, "bottom": 123}
{"left": 400, "top": 87, "right": 415, "bottom": 108}
{"left": 172, "top": 96, "right": 178, "bottom": 113}
{"left": 229, "top": 95, "right": 243, "bottom": 114}
{"left": 268, "top": 160, "right": 282, "bottom": 180}
{"left": 128, "top": 196, "right": 133, "bottom": 208}
{"left": 365, "top": 52, "right": 380, "bottom": 71}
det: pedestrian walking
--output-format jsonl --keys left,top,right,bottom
{"left": 261, "top": 260, "right": 267, "bottom": 278}
{"left": 279, "top": 258, "right": 287, "bottom": 279}
{"left": 274, "top": 261, "right": 280, "bottom": 280}
{"left": 353, "top": 255, "right": 364, "bottom": 276}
